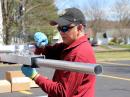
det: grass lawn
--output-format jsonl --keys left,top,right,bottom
{"left": 96, "top": 51, "right": 130, "bottom": 62}
{"left": 118, "top": 44, "right": 130, "bottom": 49}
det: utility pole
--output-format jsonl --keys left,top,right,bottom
{"left": 0, "top": 0, "right": 3, "bottom": 44}
{"left": 19, "top": 0, "right": 26, "bottom": 43}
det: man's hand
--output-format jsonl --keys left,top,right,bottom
{"left": 21, "top": 65, "right": 38, "bottom": 79}
{"left": 34, "top": 32, "right": 48, "bottom": 48}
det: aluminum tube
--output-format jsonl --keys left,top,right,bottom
{"left": 0, "top": 53, "right": 44, "bottom": 65}
{"left": 0, "top": 50, "right": 14, "bottom": 53}
{"left": 0, "top": 53, "right": 102, "bottom": 75}
{"left": 35, "top": 58, "right": 102, "bottom": 75}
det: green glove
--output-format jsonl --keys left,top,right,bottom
{"left": 21, "top": 65, "right": 38, "bottom": 79}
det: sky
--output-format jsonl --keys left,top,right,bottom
{"left": 55, "top": 0, "right": 117, "bottom": 11}
{"left": 54, "top": 0, "right": 130, "bottom": 20}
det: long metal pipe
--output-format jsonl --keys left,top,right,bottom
{"left": 33, "top": 58, "right": 102, "bottom": 75}
{"left": 0, "top": 54, "right": 103, "bottom": 75}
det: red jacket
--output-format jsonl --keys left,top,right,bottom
{"left": 35, "top": 36, "right": 96, "bottom": 97}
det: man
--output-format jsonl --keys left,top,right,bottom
{"left": 21, "top": 8, "right": 96, "bottom": 97}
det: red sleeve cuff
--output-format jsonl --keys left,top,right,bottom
{"left": 35, "top": 75, "right": 48, "bottom": 84}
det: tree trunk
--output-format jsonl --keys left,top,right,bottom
{"left": 0, "top": 0, "right": 3, "bottom": 44}
{"left": 92, "top": 31, "right": 98, "bottom": 46}
{"left": 5, "top": 24, "right": 10, "bottom": 44}
{"left": 124, "top": 37, "right": 128, "bottom": 44}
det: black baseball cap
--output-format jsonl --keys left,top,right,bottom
{"left": 50, "top": 8, "right": 86, "bottom": 26}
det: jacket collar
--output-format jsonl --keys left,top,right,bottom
{"left": 64, "top": 36, "right": 88, "bottom": 51}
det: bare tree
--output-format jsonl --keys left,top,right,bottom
{"left": 2, "top": 0, "right": 57, "bottom": 44}
{"left": 113, "top": 0, "right": 130, "bottom": 44}
{"left": 1, "top": 0, "right": 18, "bottom": 44}
{"left": 83, "top": 0, "right": 105, "bottom": 45}
{"left": 0, "top": 0, "right": 3, "bottom": 44}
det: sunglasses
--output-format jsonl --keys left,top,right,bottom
{"left": 57, "top": 25, "right": 76, "bottom": 33}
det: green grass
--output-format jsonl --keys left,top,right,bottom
{"left": 99, "top": 45, "right": 111, "bottom": 49}
{"left": 96, "top": 51, "right": 130, "bottom": 62}
{"left": 118, "top": 44, "right": 130, "bottom": 49}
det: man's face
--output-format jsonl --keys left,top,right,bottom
{"left": 57, "top": 24, "right": 80, "bottom": 45}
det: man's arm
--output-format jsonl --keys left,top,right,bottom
{"left": 33, "top": 55, "right": 86, "bottom": 97}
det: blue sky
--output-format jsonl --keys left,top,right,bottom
{"left": 55, "top": 0, "right": 116, "bottom": 11}
{"left": 54, "top": 0, "right": 119, "bottom": 20}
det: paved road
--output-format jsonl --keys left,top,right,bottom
{"left": 0, "top": 60, "right": 130, "bottom": 97}
{"left": 96, "top": 61, "right": 130, "bottom": 97}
